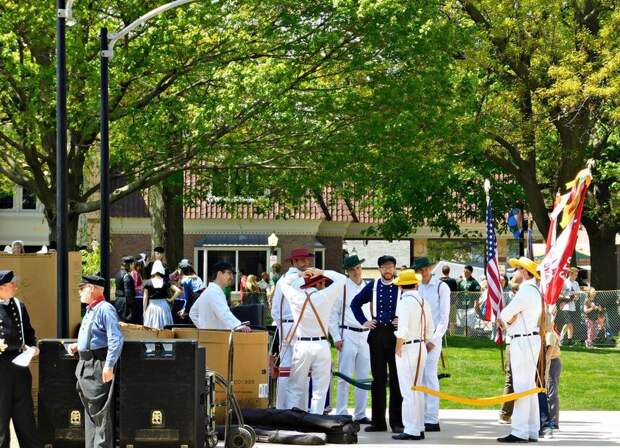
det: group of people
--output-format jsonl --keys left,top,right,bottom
{"left": 269, "top": 248, "right": 451, "bottom": 441}
{"left": 0, "top": 241, "right": 574, "bottom": 447}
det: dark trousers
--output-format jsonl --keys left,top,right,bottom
{"left": 546, "top": 358, "right": 562, "bottom": 428}
{"left": 76, "top": 358, "right": 114, "bottom": 448}
{"left": 0, "top": 356, "right": 41, "bottom": 448}
{"left": 500, "top": 344, "right": 514, "bottom": 419}
{"left": 368, "top": 325, "right": 402, "bottom": 430}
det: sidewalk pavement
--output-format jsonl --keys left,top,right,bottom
{"left": 253, "top": 409, "right": 620, "bottom": 447}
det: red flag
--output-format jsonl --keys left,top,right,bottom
{"left": 539, "top": 168, "right": 592, "bottom": 305}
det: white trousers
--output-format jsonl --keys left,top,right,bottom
{"left": 335, "top": 329, "right": 370, "bottom": 420}
{"left": 510, "top": 335, "right": 541, "bottom": 440}
{"left": 396, "top": 342, "right": 427, "bottom": 436}
{"left": 421, "top": 339, "right": 442, "bottom": 424}
{"left": 287, "top": 340, "right": 332, "bottom": 414}
{"left": 276, "top": 322, "right": 295, "bottom": 409}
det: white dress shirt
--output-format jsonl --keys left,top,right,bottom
{"left": 328, "top": 277, "right": 369, "bottom": 343}
{"left": 417, "top": 277, "right": 451, "bottom": 346}
{"left": 280, "top": 270, "right": 347, "bottom": 338}
{"left": 394, "top": 290, "right": 435, "bottom": 342}
{"left": 500, "top": 278, "right": 542, "bottom": 336}
{"left": 271, "top": 267, "right": 302, "bottom": 324}
{"left": 189, "top": 282, "right": 241, "bottom": 330}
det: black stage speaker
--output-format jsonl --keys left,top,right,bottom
{"left": 38, "top": 339, "right": 85, "bottom": 448}
{"left": 231, "top": 304, "right": 267, "bottom": 328}
{"left": 118, "top": 340, "right": 205, "bottom": 448}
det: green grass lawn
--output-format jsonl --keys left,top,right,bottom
{"left": 330, "top": 336, "right": 620, "bottom": 411}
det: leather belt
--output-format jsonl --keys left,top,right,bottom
{"left": 78, "top": 348, "right": 108, "bottom": 361}
{"left": 339, "top": 325, "right": 369, "bottom": 332}
{"left": 403, "top": 339, "right": 423, "bottom": 345}
{"left": 298, "top": 336, "right": 327, "bottom": 341}
{"left": 282, "top": 319, "right": 294, "bottom": 323}
{"left": 511, "top": 331, "right": 539, "bottom": 339}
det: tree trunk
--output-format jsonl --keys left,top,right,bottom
{"left": 45, "top": 207, "right": 79, "bottom": 251}
{"left": 163, "top": 173, "right": 185, "bottom": 267}
{"left": 585, "top": 222, "right": 619, "bottom": 290}
{"left": 146, "top": 176, "right": 184, "bottom": 267}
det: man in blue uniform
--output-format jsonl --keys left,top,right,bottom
{"left": 350, "top": 255, "right": 403, "bottom": 433}
{"left": 0, "top": 270, "right": 41, "bottom": 448}
{"left": 68, "top": 275, "right": 123, "bottom": 448}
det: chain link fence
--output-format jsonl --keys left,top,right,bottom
{"left": 448, "top": 290, "right": 620, "bottom": 346}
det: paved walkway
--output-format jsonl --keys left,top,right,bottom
{"left": 11, "top": 409, "right": 619, "bottom": 446}
{"left": 253, "top": 409, "right": 620, "bottom": 447}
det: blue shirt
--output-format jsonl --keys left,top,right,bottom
{"left": 77, "top": 300, "right": 124, "bottom": 369}
{"left": 180, "top": 276, "right": 204, "bottom": 308}
{"left": 351, "top": 279, "right": 399, "bottom": 325}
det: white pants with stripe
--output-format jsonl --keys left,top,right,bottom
{"left": 335, "top": 329, "right": 370, "bottom": 420}
{"left": 510, "top": 335, "right": 541, "bottom": 440}
{"left": 422, "top": 339, "right": 442, "bottom": 424}
{"left": 287, "top": 340, "right": 331, "bottom": 414}
{"left": 396, "top": 341, "right": 427, "bottom": 436}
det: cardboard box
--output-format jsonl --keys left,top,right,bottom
{"left": 0, "top": 252, "right": 83, "bottom": 420}
{"left": 172, "top": 328, "right": 269, "bottom": 421}
{"left": 119, "top": 322, "right": 174, "bottom": 340}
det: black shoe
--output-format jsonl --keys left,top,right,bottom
{"left": 529, "top": 438, "right": 538, "bottom": 442}
{"left": 425, "top": 423, "right": 441, "bottom": 432}
{"left": 392, "top": 426, "right": 404, "bottom": 434}
{"left": 364, "top": 425, "right": 387, "bottom": 432}
{"left": 354, "top": 417, "right": 372, "bottom": 425}
{"left": 392, "top": 433, "right": 424, "bottom": 440}
{"left": 497, "top": 434, "right": 528, "bottom": 443}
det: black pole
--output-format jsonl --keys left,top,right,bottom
{"left": 55, "top": 0, "right": 69, "bottom": 338}
{"left": 519, "top": 218, "right": 529, "bottom": 257}
{"left": 100, "top": 28, "right": 111, "bottom": 300}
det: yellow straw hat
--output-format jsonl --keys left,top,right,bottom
{"left": 393, "top": 269, "right": 422, "bottom": 286}
{"left": 509, "top": 257, "right": 540, "bottom": 280}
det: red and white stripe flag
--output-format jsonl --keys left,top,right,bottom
{"left": 483, "top": 180, "right": 504, "bottom": 344}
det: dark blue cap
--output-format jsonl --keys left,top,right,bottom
{"left": 0, "top": 270, "right": 15, "bottom": 286}
{"left": 377, "top": 255, "right": 397, "bottom": 267}
{"left": 79, "top": 275, "right": 106, "bottom": 288}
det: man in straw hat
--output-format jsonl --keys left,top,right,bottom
{"left": 328, "top": 255, "right": 371, "bottom": 424}
{"left": 412, "top": 257, "right": 451, "bottom": 432}
{"left": 279, "top": 267, "right": 346, "bottom": 414}
{"left": 270, "top": 248, "right": 315, "bottom": 409}
{"left": 496, "top": 257, "right": 542, "bottom": 443}
{"left": 392, "top": 269, "right": 434, "bottom": 440}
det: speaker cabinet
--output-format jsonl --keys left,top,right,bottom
{"left": 118, "top": 340, "right": 205, "bottom": 448}
{"left": 38, "top": 339, "right": 85, "bottom": 448}
{"left": 231, "top": 304, "right": 267, "bottom": 328}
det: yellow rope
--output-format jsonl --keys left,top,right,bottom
{"left": 412, "top": 385, "right": 546, "bottom": 406}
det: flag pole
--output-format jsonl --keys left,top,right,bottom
{"left": 484, "top": 179, "right": 505, "bottom": 372}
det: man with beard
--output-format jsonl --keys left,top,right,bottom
{"left": 189, "top": 262, "right": 251, "bottom": 332}
{"left": 270, "top": 248, "right": 315, "bottom": 409}
{"left": 350, "top": 255, "right": 403, "bottom": 433}
{"left": 68, "top": 275, "right": 124, "bottom": 448}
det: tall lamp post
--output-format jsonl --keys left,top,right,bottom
{"left": 55, "top": 0, "right": 76, "bottom": 337}
{"left": 99, "top": 0, "right": 196, "bottom": 299}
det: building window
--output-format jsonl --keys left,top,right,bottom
{"left": 199, "top": 248, "right": 269, "bottom": 292}
{"left": 0, "top": 190, "right": 14, "bottom": 209}
{"left": 21, "top": 188, "right": 37, "bottom": 210}
{"left": 314, "top": 249, "right": 325, "bottom": 270}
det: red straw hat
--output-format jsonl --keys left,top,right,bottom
{"left": 285, "top": 248, "right": 314, "bottom": 261}
{"left": 300, "top": 274, "right": 332, "bottom": 289}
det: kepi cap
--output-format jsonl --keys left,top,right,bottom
{"left": 377, "top": 255, "right": 397, "bottom": 266}
{"left": 0, "top": 270, "right": 15, "bottom": 286}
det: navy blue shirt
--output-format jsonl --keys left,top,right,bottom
{"left": 351, "top": 279, "right": 400, "bottom": 325}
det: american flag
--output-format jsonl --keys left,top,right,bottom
{"left": 484, "top": 194, "right": 504, "bottom": 344}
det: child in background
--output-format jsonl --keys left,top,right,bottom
{"left": 542, "top": 308, "right": 562, "bottom": 436}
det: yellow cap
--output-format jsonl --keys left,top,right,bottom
{"left": 393, "top": 269, "right": 422, "bottom": 286}
{"left": 509, "top": 257, "right": 540, "bottom": 280}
